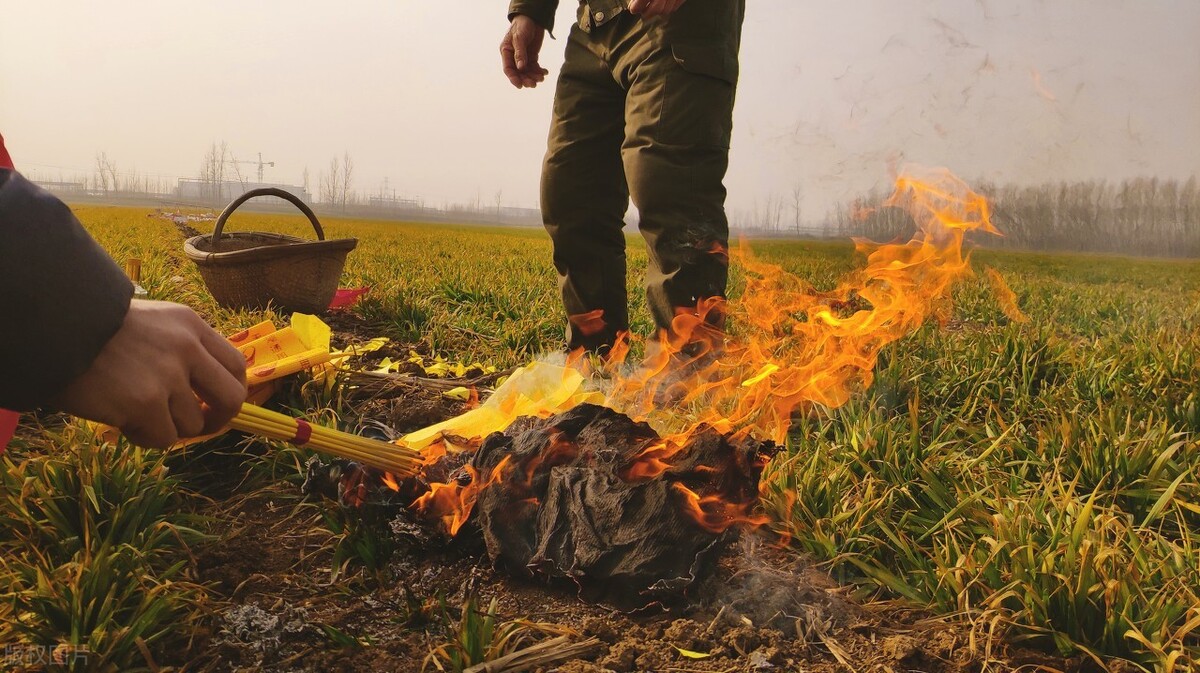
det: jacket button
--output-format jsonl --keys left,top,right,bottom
{"left": 594, "top": 10, "right": 605, "bottom": 21}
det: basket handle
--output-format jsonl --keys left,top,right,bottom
{"left": 212, "top": 188, "right": 326, "bottom": 241}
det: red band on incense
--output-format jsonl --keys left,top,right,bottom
{"left": 292, "top": 419, "right": 313, "bottom": 446}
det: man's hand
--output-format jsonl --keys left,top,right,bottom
{"left": 628, "top": 0, "right": 688, "bottom": 18}
{"left": 501, "top": 15, "right": 549, "bottom": 89}
{"left": 53, "top": 299, "right": 248, "bottom": 448}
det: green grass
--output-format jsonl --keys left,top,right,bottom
{"left": 2, "top": 204, "right": 1197, "bottom": 671}
{"left": 0, "top": 427, "right": 209, "bottom": 671}
{"left": 753, "top": 246, "right": 1200, "bottom": 669}
{"left": 423, "top": 591, "right": 571, "bottom": 672}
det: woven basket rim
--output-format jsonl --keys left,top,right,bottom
{"left": 184, "top": 233, "right": 357, "bottom": 267}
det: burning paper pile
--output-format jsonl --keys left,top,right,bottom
{"left": 377, "top": 168, "right": 1016, "bottom": 596}
{"left": 469, "top": 404, "right": 773, "bottom": 598}
{"left": 376, "top": 366, "right": 774, "bottom": 600}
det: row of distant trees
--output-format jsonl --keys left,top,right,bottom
{"left": 44, "top": 151, "right": 177, "bottom": 195}
{"left": 51, "top": 149, "right": 1200, "bottom": 257}
{"left": 836, "top": 176, "right": 1200, "bottom": 257}
{"left": 728, "top": 185, "right": 808, "bottom": 235}
{"left": 60, "top": 144, "right": 498, "bottom": 216}
{"left": 316, "top": 152, "right": 355, "bottom": 209}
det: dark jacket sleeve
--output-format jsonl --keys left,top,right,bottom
{"left": 509, "top": 0, "right": 558, "bottom": 34}
{"left": 0, "top": 170, "right": 134, "bottom": 410}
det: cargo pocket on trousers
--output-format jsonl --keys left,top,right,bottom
{"left": 655, "top": 41, "right": 738, "bottom": 149}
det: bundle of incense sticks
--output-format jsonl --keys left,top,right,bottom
{"left": 230, "top": 403, "right": 423, "bottom": 476}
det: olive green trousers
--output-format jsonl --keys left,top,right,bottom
{"left": 541, "top": 7, "right": 742, "bottom": 351}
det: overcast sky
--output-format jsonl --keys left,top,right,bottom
{"left": 1, "top": 1, "right": 1197, "bottom": 221}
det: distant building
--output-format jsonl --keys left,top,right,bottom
{"left": 498, "top": 206, "right": 541, "bottom": 222}
{"left": 32, "top": 180, "right": 87, "bottom": 195}
{"left": 368, "top": 195, "right": 423, "bottom": 211}
{"left": 176, "top": 179, "right": 312, "bottom": 205}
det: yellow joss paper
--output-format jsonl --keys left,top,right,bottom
{"left": 374, "top": 357, "right": 400, "bottom": 374}
{"left": 247, "top": 348, "right": 331, "bottom": 385}
{"left": 235, "top": 314, "right": 333, "bottom": 381}
{"left": 291, "top": 312, "right": 331, "bottom": 352}
{"left": 226, "top": 320, "right": 276, "bottom": 348}
{"left": 330, "top": 337, "right": 390, "bottom": 366}
{"left": 238, "top": 328, "right": 305, "bottom": 368}
{"left": 402, "top": 361, "right": 603, "bottom": 450}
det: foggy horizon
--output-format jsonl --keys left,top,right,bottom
{"left": 2, "top": 0, "right": 1197, "bottom": 223}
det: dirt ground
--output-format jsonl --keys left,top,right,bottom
{"left": 175, "top": 316, "right": 1102, "bottom": 673}
{"left": 184, "top": 488, "right": 1100, "bottom": 673}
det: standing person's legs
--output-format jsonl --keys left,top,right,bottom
{"left": 541, "top": 24, "right": 631, "bottom": 352}
{"left": 617, "top": 35, "right": 738, "bottom": 338}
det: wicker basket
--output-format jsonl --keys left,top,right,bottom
{"left": 184, "top": 188, "right": 357, "bottom": 314}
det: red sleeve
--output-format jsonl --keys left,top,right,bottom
{"left": 0, "top": 133, "right": 13, "bottom": 170}
{"left": 0, "top": 410, "right": 16, "bottom": 453}
{"left": 0, "top": 133, "right": 14, "bottom": 451}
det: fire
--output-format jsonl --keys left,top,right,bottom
{"left": 600, "top": 167, "right": 997, "bottom": 445}
{"left": 413, "top": 456, "right": 512, "bottom": 535}
{"left": 621, "top": 437, "right": 684, "bottom": 481}
{"left": 672, "top": 483, "right": 770, "bottom": 534}
{"left": 517, "top": 430, "right": 579, "bottom": 487}
{"left": 381, "top": 471, "right": 401, "bottom": 492}
{"left": 984, "top": 267, "right": 1029, "bottom": 323}
{"left": 408, "top": 168, "right": 1018, "bottom": 536}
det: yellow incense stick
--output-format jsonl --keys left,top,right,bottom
{"left": 230, "top": 403, "right": 422, "bottom": 475}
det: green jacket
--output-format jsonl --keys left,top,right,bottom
{"left": 508, "top": 0, "right": 744, "bottom": 46}
{"left": 508, "top": 0, "right": 745, "bottom": 81}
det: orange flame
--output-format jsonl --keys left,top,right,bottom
{"left": 603, "top": 167, "right": 997, "bottom": 445}
{"left": 381, "top": 472, "right": 401, "bottom": 492}
{"left": 984, "top": 267, "right": 1028, "bottom": 323}
{"left": 672, "top": 483, "right": 769, "bottom": 534}
{"left": 411, "top": 167, "right": 1007, "bottom": 536}
{"left": 517, "top": 430, "right": 579, "bottom": 488}
{"left": 621, "top": 437, "right": 685, "bottom": 481}
{"left": 412, "top": 455, "right": 512, "bottom": 535}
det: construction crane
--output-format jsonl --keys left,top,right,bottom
{"left": 225, "top": 152, "right": 275, "bottom": 183}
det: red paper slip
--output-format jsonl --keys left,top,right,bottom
{"left": 0, "top": 410, "right": 18, "bottom": 454}
{"left": 329, "top": 287, "right": 370, "bottom": 310}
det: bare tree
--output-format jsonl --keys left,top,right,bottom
{"left": 228, "top": 159, "right": 247, "bottom": 189}
{"left": 340, "top": 151, "right": 354, "bottom": 210}
{"left": 791, "top": 184, "right": 803, "bottom": 234}
{"left": 199, "top": 142, "right": 230, "bottom": 202}
{"left": 94, "top": 152, "right": 118, "bottom": 194}
{"left": 302, "top": 166, "right": 310, "bottom": 196}
{"left": 761, "top": 192, "right": 784, "bottom": 232}
{"left": 495, "top": 189, "right": 503, "bottom": 219}
{"left": 319, "top": 156, "right": 341, "bottom": 206}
